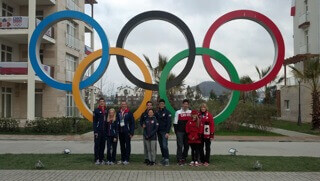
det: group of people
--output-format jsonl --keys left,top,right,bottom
{"left": 93, "top": 98, "right": 215, "bottom": 167}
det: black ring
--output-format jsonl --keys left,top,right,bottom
{"left": 116, "top": 11, "right": 196, "bottom": 91}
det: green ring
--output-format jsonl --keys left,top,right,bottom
{"left": 159, "top": 47, "right": 240, "bottom": 125}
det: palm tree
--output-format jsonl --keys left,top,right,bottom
{"left": 144, "top": 54, "right": 185, "bottom": 103}
{"left": 240, "top": 75, "right": 257, "bottom": 103}
{"left": 255, "top": 65, "right": 284, "bottom": 104}
{"left": 289, "top": 57, "right": 320, "bottom": 130}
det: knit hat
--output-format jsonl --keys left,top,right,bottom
{"left": 191, "top": 110, "right": 198, "bottom": 115}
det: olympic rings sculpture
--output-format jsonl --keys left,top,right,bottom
{"left": 29, "top": 10, "right": 285, "bottom": 124}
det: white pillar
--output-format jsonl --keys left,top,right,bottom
{"left": 90, "top": 29, "right": 95, "bottom": 111}
{"left": 27, "top": 0, "right": 36, "bottom": 120}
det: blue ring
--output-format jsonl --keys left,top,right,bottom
{"left": 29, "top": 10, "right": 110, "bottom": 91}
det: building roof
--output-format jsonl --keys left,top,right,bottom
{"left": 85, "top": 0, "right": 98, "bottom": 4}
{"left": 284, "top": 54, "right": 319, "bottom": 65}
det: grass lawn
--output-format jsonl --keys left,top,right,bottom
{"left": 215, "top": 126, "right": 282, "bottom": 136}
{"left": 0, "top": 154, "right": 319, "bottom": 172}
{"left": 272, "top": 119, "right": 320, "bottom": 136}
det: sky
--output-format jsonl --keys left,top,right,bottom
{"left": 84, "top": 0, "right": 293, "bottom": 95}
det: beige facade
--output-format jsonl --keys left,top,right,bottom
{"left": 0, "top": 0, "right": 98, "bottom": 120}
{"left": 280, "top": 0, "right": 320, "bottom": 122}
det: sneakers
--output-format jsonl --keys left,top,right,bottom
{"left": 109, "top": 161, "right": 115, "bottom": 165}
{"left": 100, "top": 160, "right": 105, "bottom": 165}
{"left": 189, "top": 161, "right": 195, "bottom": 166}
{"left": 162, "top": 159, "right": 169, "bottom": 166}
{"left": 203, "top": 162, "right": 210, "bottom": 167}
{"left": 95, "top": 160, "right": 100, "bottom": 165}
{"left": 144, "top": 159, "right": 149, "bottom": 164}
{"left": 194, "top": 161, "right": 199, "bottom": 167}
{"left": 178, "top": 160, "right": 186, "bottom": 166}
{"left": 148, "top": 162, "right": 155, "bottom": 166}
{"left": 123, "top": 161, "right": 129, "bottom": 165}
{"left": 117, "top": 161, "right": 122, "bottom": 165}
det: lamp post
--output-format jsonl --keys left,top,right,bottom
{"left": 297, "top": 78, "right": 302, "bottom": 126}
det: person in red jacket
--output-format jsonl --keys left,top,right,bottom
{"left": 186, "top": 110, "right": 203, "bottom": 167}
{"left": 199, "top": 103, "right": 215, "bottom": 166}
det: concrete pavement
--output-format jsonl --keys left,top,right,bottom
{"left": 0, "top": 170, "right": 319, "bottom": 181}
{"left": 1, "top": 140, "right": 320, "bottom": 157}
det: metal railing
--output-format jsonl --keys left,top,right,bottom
{"left": 66, "top": 33, "right": 80, "bottom": 51}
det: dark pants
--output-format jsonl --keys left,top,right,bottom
{"left": 94, "top": 132, "right": 106, "bottom": 162}
{"left": 106, "top": 136, "right": 117, "bottom": 162}
{"left": 190, "top": 143, "right": 201, "bottom": 162}
{"left": 119, "top": 132, "right": 131, "bottom": 162}
{"left": 157, "top": 131, "right": 169, "bottom": 160}
{"left": 176, "top": 131, "right": 189, "bottom": 161}
{"left": 200, "top": 138, "right": 211, "bottom": 163}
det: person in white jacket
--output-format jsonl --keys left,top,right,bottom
{"left": 173, "top": 99, "right": 192, "bottom": 165}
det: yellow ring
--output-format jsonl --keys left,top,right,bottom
{"left": 72, "top": 47, "right": 153, "bottom": 122}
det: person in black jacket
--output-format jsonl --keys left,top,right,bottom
{"left": 93, "top": 97, "right": 107, "bottom": 165}
{"left": 139, "top": 101, "right": 153, "bottom": 165}
{"left": 105, "top": 108, "right": 118, "bottom": 165}
{"left": 143, "top": 109, "right": 159, "bottom": 166}
{"left": 155, "top": 99, "right": 172, "bottom": 166}
{"left": 116, "top": 101, "right": 135, "bottom": 165}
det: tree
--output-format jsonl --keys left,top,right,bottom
{"left": 194, "top": 85, "right": 203, "bottom": 101}
{"left": 290, "top": 57, "right": 320, "bottom": 130}
{"left": 144, "top": 54, "right": 185, "bottom": 103}
{"left": 209, "top": 90, "right": 217, "bottom": 100}
{"left": 186, "top": 85, "right": 194, "bottom": 101}
{"left": 239, "top": 75, "right": 257, "bottom": 103}
{"left": 255, "top": 65, "right": 284, "bottom": 104}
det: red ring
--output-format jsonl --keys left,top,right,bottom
{"left": 202, "top": 10, "right": 285, "bottom": 91}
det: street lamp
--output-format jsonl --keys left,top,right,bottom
{"left": 297, "top": 78, "right": 302, "bottom": 126}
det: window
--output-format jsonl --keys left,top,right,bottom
{"left": 66, "top": 91, "right": 77, "bottom": 117}
{"left": 284, "top": 100, "right": 290, "bottom": 110}
{"left": 39, "top": 49, "right": 44, "bottom": 64}
{"left": 2, "top": 3, "right": 13, "bottom": 16}
{"left": 1, "top": 87, "right": 12, "bottom": 118}
{"left": 66, "top": 54, "right": 77, "bottom": 72}
{"left": 67, "top": 21, "right": 76, "bottom": 37}
{"left": 1, "top": 44, "right": 12, "bottom": 62}
{"left": 304, "top": 30, "right": 309, "bottom": 52}
{"left": 36, "top": 11, "right": 44, "bottom": 20}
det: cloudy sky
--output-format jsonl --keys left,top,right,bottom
{"left": 84, "top": 0, "right": 293, "bottom": 95}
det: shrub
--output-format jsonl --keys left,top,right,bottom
{"left": 25, "top": 117, "right": 91, "bottom": 134}
{"left": 0, "top": 118, "right": 20, "bottom": 132}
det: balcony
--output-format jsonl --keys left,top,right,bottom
{"left": 299, "top": 44, "right": 309, "bottom": 54}
{"left": 66, "top": 0, "right": 81, "bottom": 11}
{"left": 284, "top": 77, "right": 298, "bottom": 86}
{"left": 10, "top": 0, "right": 56, "bottom": 6}
{"left": 0, "top": 16, "right": 55, "bottom": 44}
{"left": 66, "top": 34, "right": 80, "bottom": 51}
{"left": 298, "top": 13, "right": 310, "bottom": 29}
{"left": 0, "top": 62, "right": 54, "bottom": 82}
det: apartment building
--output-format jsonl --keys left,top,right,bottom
{"left": 0, "top": 0, "right": 99, "bottom": 120}
{"left": 280, "top": 0, "right": 320, "bottom": 122}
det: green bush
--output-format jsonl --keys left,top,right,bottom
{"left": 0, "top": 118, "right": 20, "bottom": 132}
{"left": 25, "top": 117, "right": 91, "bottom": 134}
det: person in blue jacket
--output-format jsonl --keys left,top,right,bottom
{"left": 143, "top": 109, "right": 159, "bottom": 166}
{"left": 93, "top": 97, "right": 107, "bottom": 165}
{"left": 139, "top": 101, "right": 153, "bottom": 165}
{"left": 155, "top": 99, "right": 172, "bottom": 166}
{"left": 116, "top": 101, "right": 135, "bottom": 165}
{"left": 105, "top": 108, "right": 118, "bottom": 165}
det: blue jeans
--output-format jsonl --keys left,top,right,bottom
{"left": 157, "top": 131, "right": 169, "bottom": 160}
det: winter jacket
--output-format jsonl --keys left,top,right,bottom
{"left": 199, "top": 111, "right": 215, "bottom": 139}
{"left": 106, "top": 119, "right": 118, "bottom": 137}
{"left": 186, "top": 118, "right": 203, "bottom": 144}
{"left": 116, "top": 108, "right": 135, "bottom": 136}
{"left": 143, "top": 116, "right": 159, "bottom": 140}
{"left": 155, "top": 107, "right": 172, "bottom": 133}
{"left": 173, "top": 108, "right": 192, "bottom": 133}
{"left": 139, "top": 110, "right": 148, "bottom": 127}
{"left": 93, "top": 107, "right": 107, "bottom": 134}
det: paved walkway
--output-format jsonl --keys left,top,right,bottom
{"left": 1, "top": 140, "right": 320, "bottom": 157}
{"left": 0, "top": 170, "right": 319, "bottom": 181}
